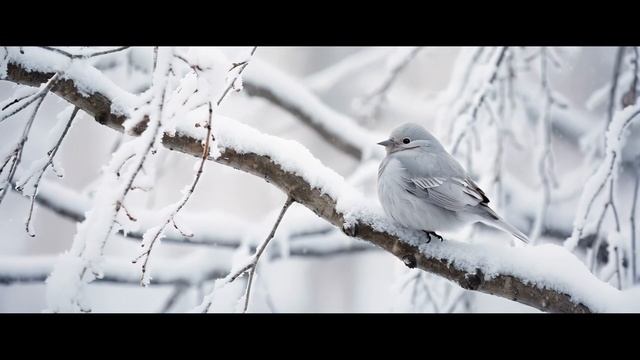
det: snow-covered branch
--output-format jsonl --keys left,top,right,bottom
{"left": 4, "top": 56, "right": 637, "bottom": 313}
{"left": 0, "top": 254, "right": 227, "bottom": 286}
{"left": 566, "top": 105, "right": 640, "bottom": 254}
{"left": 242, "top": 59, "right": 384, "bottom": 161}
{"left": 21, "top": 178, "right": 373, "bottom": 257}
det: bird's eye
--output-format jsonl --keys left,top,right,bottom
{"left": 402, "top": 138, "right": 411, "bottom": 144}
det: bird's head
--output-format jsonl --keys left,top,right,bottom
{"left": 377, "top": 122, "right": 444, "bottom": 154}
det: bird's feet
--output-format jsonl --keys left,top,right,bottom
{"left": 423, "top": 230, "right": 444, "bottom": 243}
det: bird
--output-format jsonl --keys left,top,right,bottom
{"left": 377, "top": 122, "right": 528, "bottom": 244}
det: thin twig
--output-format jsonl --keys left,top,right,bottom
{"left": 0, "top": 73, "right": 59, "bottom": 124}
{"left": 81, "top": 47, "right": 130, "bottom": 59}
{"left": 134, "top": 101, "right": 213, "bottom": 281}
{"left": 243, "top": 196, "right": 294, "bottom": 312}
{"left": 200, "top": 197, "right": 294, "bottom": 313}
{"left": 0, "top": 84, "right": 53, "bottom": 206}
{"left": 20, "top": 107, "right": 79, "bottom": 236}
{"left": 39, "top": 46, "right": 130, "bottom": 59}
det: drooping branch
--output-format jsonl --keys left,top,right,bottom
{"left": 4, "top": 57, "right": 634, "bottom": 313}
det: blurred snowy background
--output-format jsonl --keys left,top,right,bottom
{"left": 0, "top": 46, "right": 638, "bottom": 312}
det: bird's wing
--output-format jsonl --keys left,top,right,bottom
{"left": 403, "top": 175, "right": 489, "bottom": 211}
{"left": 392, "top": 148, "right": 491, "bottom": 211}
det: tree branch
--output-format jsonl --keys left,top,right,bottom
{"left": 4, "top": 59, "right": 630, "bottom": 313}
{"left": 18, "top": 178, "right": 374, "bottom": 257}
{"left": 242, "top": 59, "right": 383, "bottom": 160}
{"left": 0, "top": 255, "right": 227, "bottom": 286}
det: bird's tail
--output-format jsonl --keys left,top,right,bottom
{"left": 477, "top": 205, "right": 529, "bottom": 244}
{"left": 485, "top": 217, "right": 529, "bottom": 244}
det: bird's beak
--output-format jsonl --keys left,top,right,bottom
{"left": 377, "top": 139, "right": 394, "bottom": 147}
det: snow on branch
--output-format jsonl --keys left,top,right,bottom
{"left": 242, "top": 59, "right": 385, "bottom": 161}
{"left": 566, "top": 105, "right": 640, "bottom": 254}
{"left": 19, "top": 178, "right": 373, "bottom": 257}
{"left": 4, "top": 55, "right": 638, "bottom": 313}
{"left": 0, "top": 254, "right": 227, "bottom": 286}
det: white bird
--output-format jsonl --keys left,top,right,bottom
{"left": 377, "top": 122, "right": 528, "bottom": 244}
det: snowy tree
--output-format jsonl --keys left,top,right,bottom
{"left": 0, "top": 46, "right": 639, "bottom": 313}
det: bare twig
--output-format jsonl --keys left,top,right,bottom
{"left": 39, "top": 46, "right": 130, "bottom": 59}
